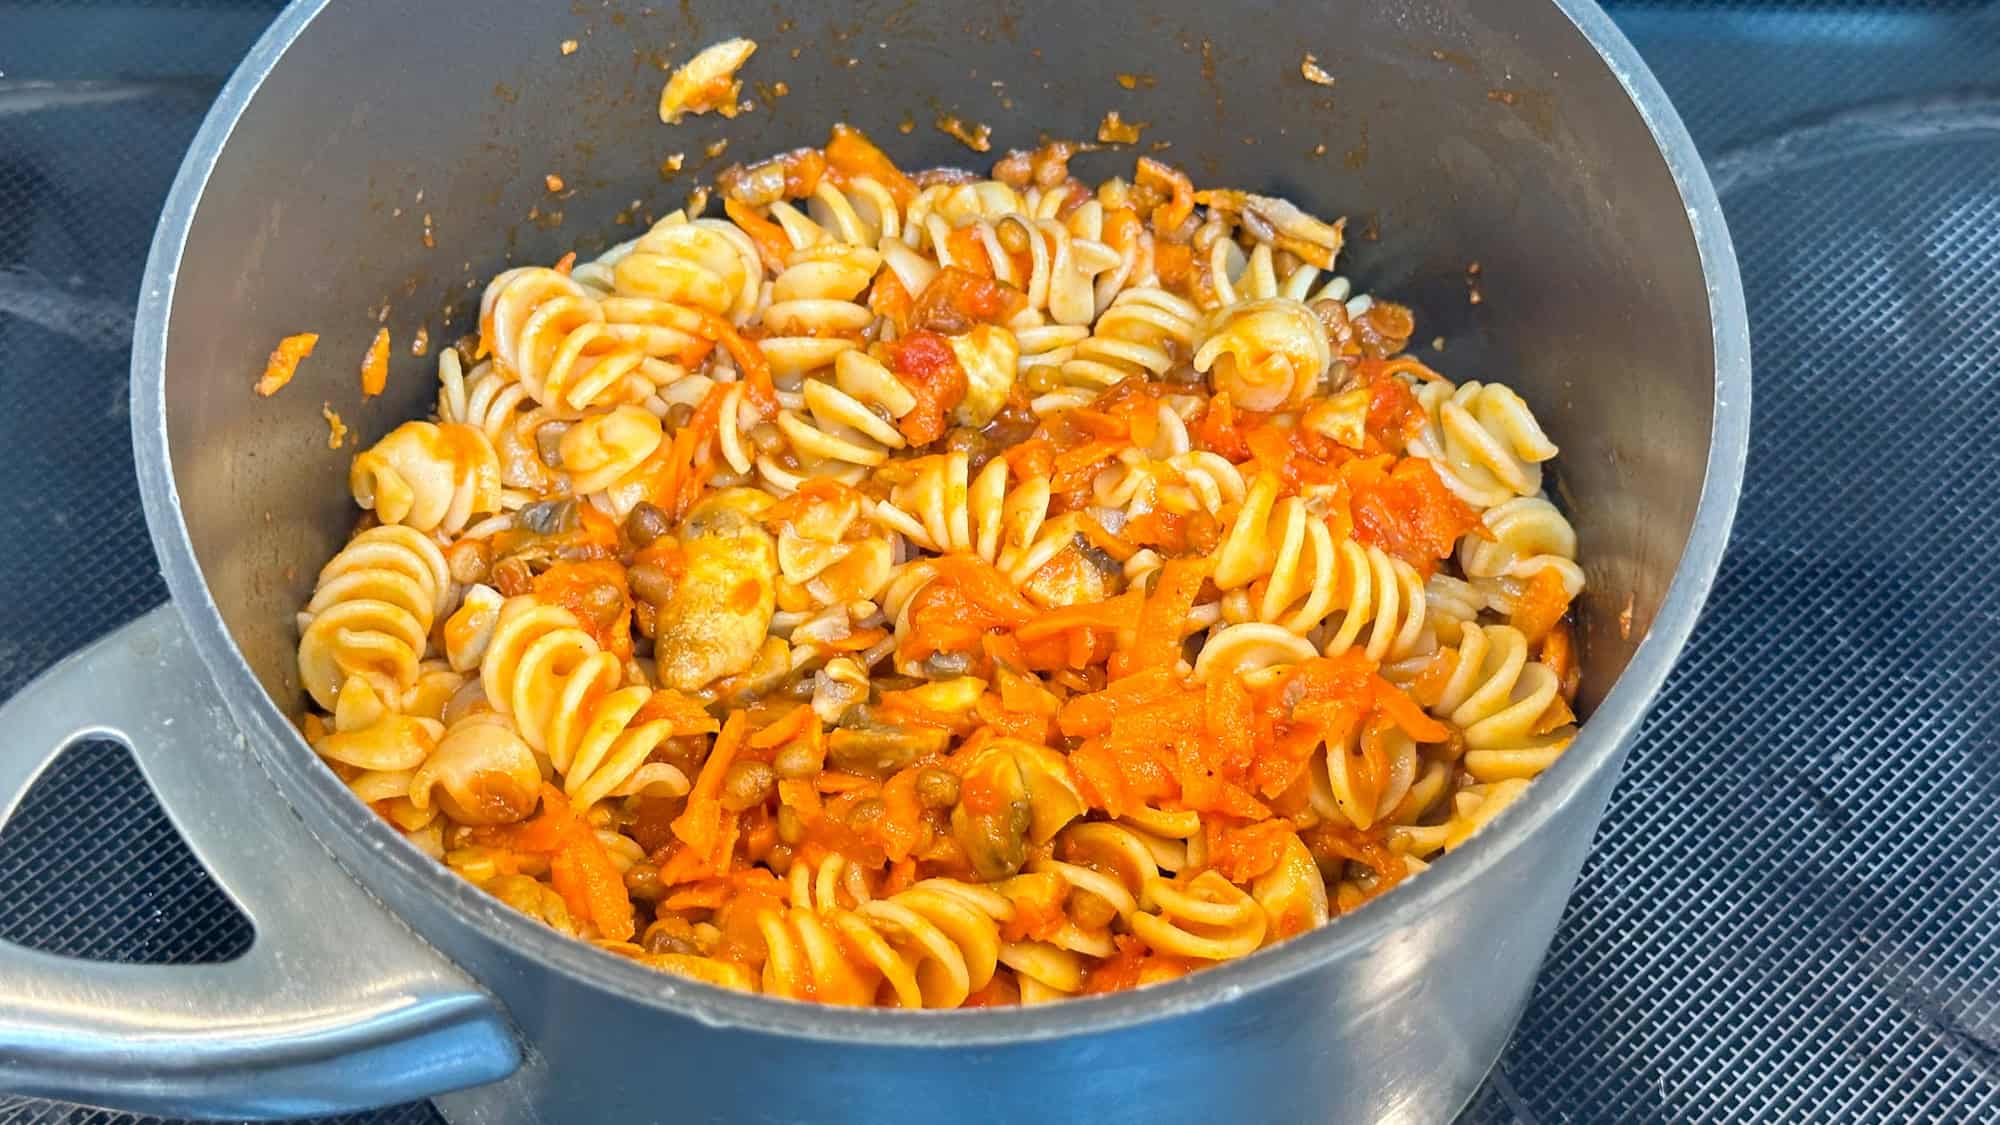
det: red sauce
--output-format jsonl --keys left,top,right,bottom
{"left": 530, "top": 560, "right": 633, "bottom": 658}
{"left": 910, "top": 267, "right": 1027, "bottom": 335}
{"left": 1346, "top": 458, "right": 1480, "bottom": 572}
{"left": 882, "top": 331, "right": 968, "bottom": 445}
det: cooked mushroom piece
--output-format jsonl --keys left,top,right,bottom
{"left": 952, "top": 751, "right": 1032, "bottom": 881}
{"left": 825, "top": 706, "right": 951, "bottom": 777}
{"left": 652, "top": 490, "right": 780, "bottom": 692}
{"left": 951, "top": 739, "right": 1086, "bottom": 881}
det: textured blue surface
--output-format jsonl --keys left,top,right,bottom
{"left": 2, "top": 3, "right": 1997, "bottom": 1122}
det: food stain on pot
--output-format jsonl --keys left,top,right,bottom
{"left": 1428, "top": 47, "right": 1478, "bottom": 74}
{"left": 1488, "top": 87, "right": 1557, "bottom": 143}
{"left": 1345, "top": 121, "right": 1370, "bottom": 170}
{"left": 1199, "top": 38, "right": 1224, "bottom": 120}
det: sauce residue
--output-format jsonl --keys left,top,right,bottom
{"left": 1097, "top": 111, "right": 1146, "bottom": 145}
{"left": 935, "top": 113, "right": 993, "bottom": 153}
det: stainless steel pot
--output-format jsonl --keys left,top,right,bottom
{"left": 0, "top": 0, "right": 1749, "bottom": 1121}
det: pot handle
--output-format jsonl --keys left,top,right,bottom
{"left": 0, "top": 605, "right": 522, "bottom": 1119}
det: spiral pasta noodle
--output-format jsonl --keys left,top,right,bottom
{"left": 867, "top": 451, "right": 1076, "bottom": 586}
{"left": 293, "top": 126, "right": 1593, "bottom": 1008}
{"left": 1408, "top": 379, "right": 1559, "bottom": 509}
{"left": 1193, "top": 297, "right": 1331, "bottom": 412}
{"left": 770, "top": 349, "right": 913, "bottom": 477}
{"left": 478, "top": 596, "right": 691, "bottom": 808}
{"left": 297, "top": 525, "right": 452, "bottom": 711}
{"left": 482, "top": 266, "right": 654, "bottom": 412}
{"left": 767, "top": 177, "right": 903, "bottom": 250}
{"left": 758, "top": 878, "right": 1010, "bottom": 1008}
{"left": 1057, "top": 286, "right": 1200, "bottom": 392}
{"left": 582, "top": 214, "right": 763, "bottom": 324}
{"left": 1458, "top": 495, "right": 1586, "bottom": 616}
{"left": 1426, "top": 624, "right": 1576, "bottom": 782}
{"left": 349, "top": 420, "right": 503, "bottom": 535}
{"left": 758, "top": 242, "right": 876, "bottom": 381}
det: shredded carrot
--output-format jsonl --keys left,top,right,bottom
{"left": 1014, "top": 591, "right": 1142, "bottom": 644}
{"left": 1377, "top": 355, "right": 1449, "bottom": 383}
{"left": 748, "top": 703, "right": 816, "bottom": 750}
{"left": 550, "top": 828, "right": 636, "bottom": 941}
{"left": 498, "top": 786, "right": 634, "bottom": 941}
{"left": 672, "top": 711, "right": 747, "bottom": 857}
{"left": 255, "top": 332, "right": 317, "bottom": 396}
{"left": 820, "top": 627, "right": 889, "bottom": 652}
{"left": 658, "top": 813, "right": 742, "bottom": 886}
{"left": 1153, "top": 241, "right": 1195, "bottom": 291}
{"left": 899, "top": 554, "right": 1038, "bottom": 662}
{"left": 724, "top": 198, "right": 793, "bottom": 274}
{"left": 650, "top": 383, "right": 730, "bottom": 520}
{"left": 1058, "top": 666, "right": 1177, "bottom": 739}
{"left": 1509, "top": 568, "right": 1574, "bottom": 644}
{"left": 693, "top": 312, "right": 777, "bottom": 418}
{"left": 1534, "top": 693, "right": 1577, "bottom": 736}
{"left": 1135, "top": 157, "right": 1195, "bottom": 233}
{"left": 976, "top": 692, "right": 1055, "bottom": 743}
{"left": 1051, "top": 439, "right": 1127, "bottom": 492}
{"left": 1002, "top": 437, "right": 1056, "bottom": 480}
{"left": 868, "top": 271, "right": 913, "bottom": 339}
{"left": 661, "top": 880, "right": 734, "bottom": 910}
{"left": 1069, "top": 517, "right": 1134, "bottom": 565}
{"left": 882, "top": 856, "right": 919, "bottom": 896}
{"left": 1205, "top": 818, "right": 1296, "bottom": 883}
{"left": 1115, "top": 557, "right": 1212, "bottom": 678}
{"left": 632, "top": 688, "right": 722, "bottom": 735}
{"left": 553, "top": 251, "right": 577, "bottom": 276}
{"left": 1303, "top": 823, "right": 1407, "bottom": 895}
{"left": 823, "top": 123, "right": 918, "bottom": 206}
{"left": 943, "top": 225, "right": 995, "bottom": 278}
{"left": 1541, "top": 621, "right": 1580, "bottom": 703}
{"left": 777, "top": 778, "right": 823, "bottom": 822}
{"left": 1192, "top": 392, "right": 1250, "bottom": 460}
{"left": 873, "top": 769, "right": 927, "bottom": 862}
{"left": 814, "top": 772, "right": 878, "bottom": 794}
{"left": 1346, "top": 456, "right": 1482, "bottom": 573}
{"left": 359, "top": 328, "right": 390, "bottom": 397}
{"left": 1372, "top": 682, "right": 1451, "bottom": 743}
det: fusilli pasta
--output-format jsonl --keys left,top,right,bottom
{"left": 292, "top": 126, "right": 1589, "bottom": 1009}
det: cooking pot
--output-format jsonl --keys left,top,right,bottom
{"left": 0, "top": 0, "right": 1749, "bottom": 1120}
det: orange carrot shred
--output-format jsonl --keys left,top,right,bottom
{"left": 256, "top": 333, "right": 317, "bottom": 396}
{"left": 359, "top": 328, "right": 390, "bottom": 397}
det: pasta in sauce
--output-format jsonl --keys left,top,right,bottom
{"left": 295, "top": 126, "right": 1585, "bottom": 1006}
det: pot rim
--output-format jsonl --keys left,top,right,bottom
{"left": 131, "top": 0, "right": 1749, "bottom": 1047}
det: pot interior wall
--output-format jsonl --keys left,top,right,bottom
{"left": 162, "top": 0, "right": 1714, "bottom": 719}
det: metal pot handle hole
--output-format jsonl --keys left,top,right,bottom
{"left": 0, "top": 605, "right": 520, "bottom": 1119}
